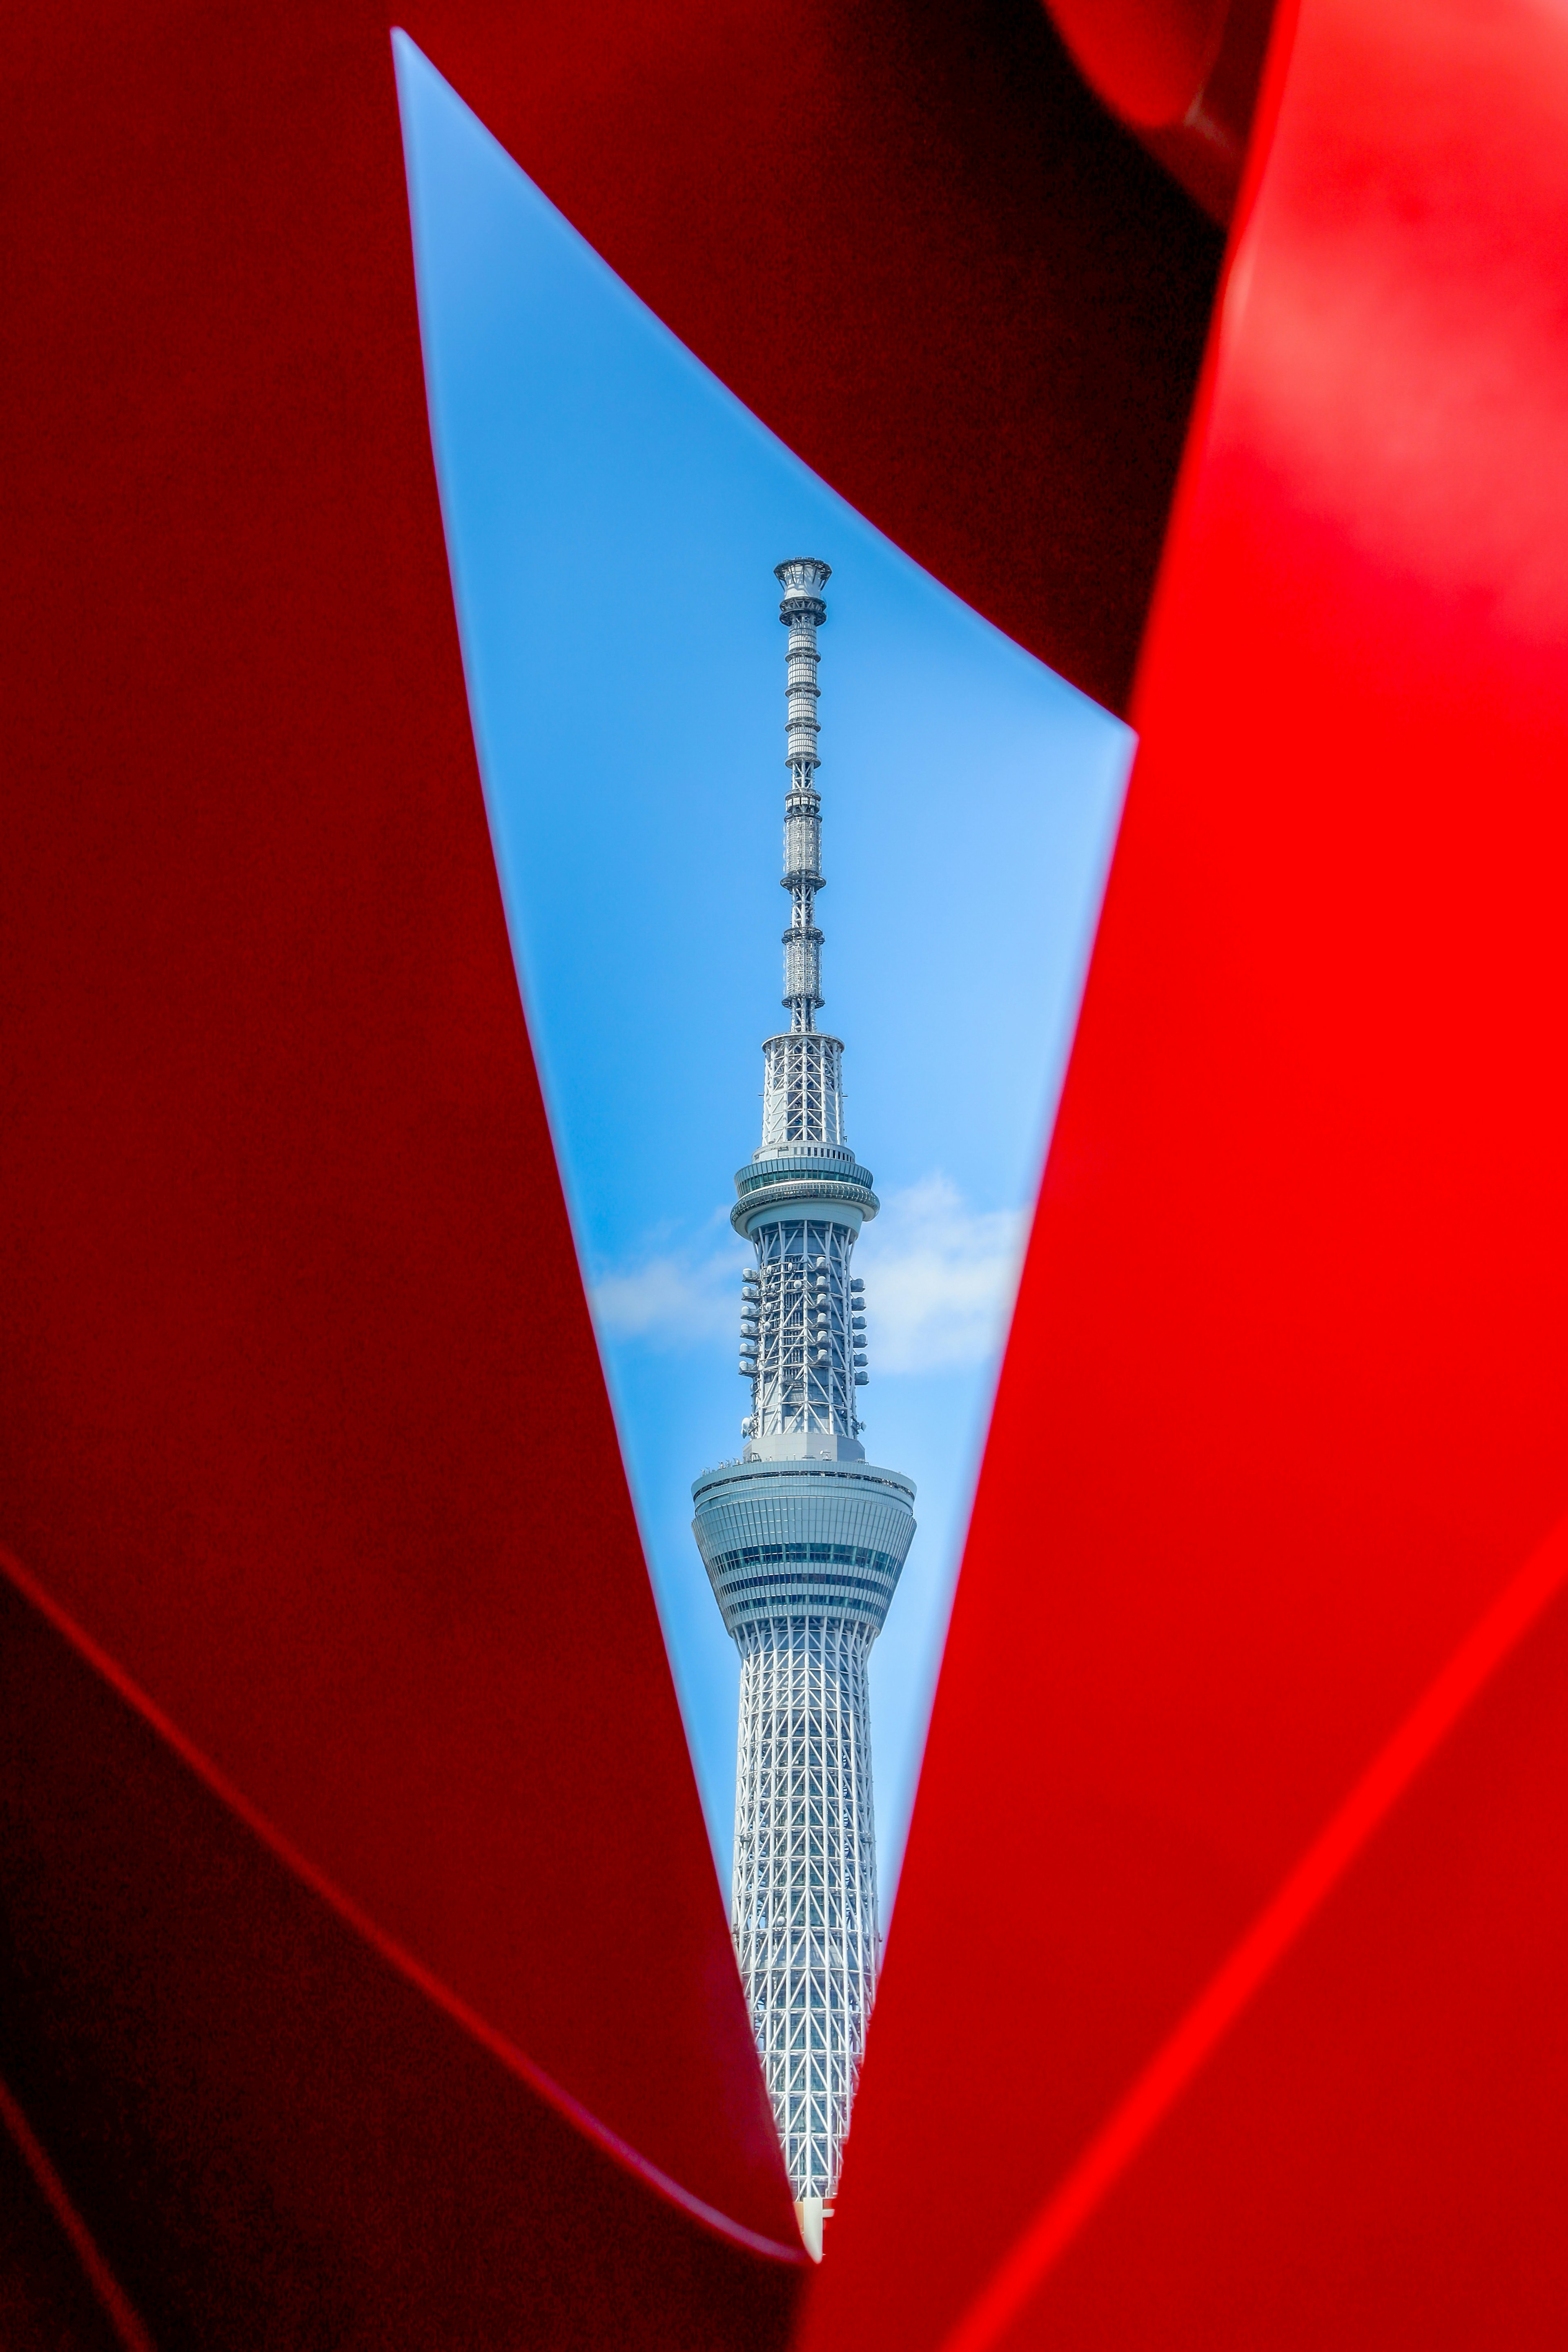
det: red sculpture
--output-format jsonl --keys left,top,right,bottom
{"left": 6, "top": 0, "right": 1568, "bottom": 2340}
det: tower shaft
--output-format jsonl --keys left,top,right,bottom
{"left": 692, "top": 561, "right": 915, "bottom": 2232}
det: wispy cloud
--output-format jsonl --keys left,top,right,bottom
{"left": 590, "top": 1226, "right": 739, "bottom": 1350}
{"left": 854, "top": 1174, "right": 1028, "bottom": 1373}
{"left": 589, "top": 1173, "right": 1028, "bottom": 1374}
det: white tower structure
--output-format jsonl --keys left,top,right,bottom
{"left": 692, "top": 560, "right": 915, "bottom": 2257}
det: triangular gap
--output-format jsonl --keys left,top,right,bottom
{"left": 393, "top": 31, "right": 1131, "bottom": 1915}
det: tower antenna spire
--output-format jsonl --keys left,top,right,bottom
{"left": 692, "top": 560, "right": 916, "bottom": 2258}
{"left": 775, "top": 556, "right": 831, "bottom": 1035}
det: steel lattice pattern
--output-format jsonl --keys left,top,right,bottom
{"left": 747, "top": 1219, "right": 864, "bottom": 1438}
{"left": 732, "top": 1615, "right": 879, "bottom": 2198}
{"left": 694, "top": 560, "right": 916, "bottom": 2214}
{"left": 762, "top": 1032, "right": 846, "bottom": 1150}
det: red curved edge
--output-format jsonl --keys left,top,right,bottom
{"left": 803, "top": 0, "right": 1568, "bottom": 2339}
{"left": 0, "top": 1544, "right": 804, "bottom": 2274}
{"left": 397, "top": 0, "right": 1224, "bottom": 715}
{"left": 13, "top": 0, "right": 1568, "bottom": 2337}
{"left": 0, "top": 2075, "right": 155, "bottom": 2352}
{"left": 939, "top": 1500, "right": 1568, "bottom": 2348}
{"left": 1, "top": 0, "right": 1226, "bottom": 2299}
{"left": 975, "top": 1485, "right": 1568, "bottom": 2343}
{"left": 0, "top": 1552, "right": 803, "bottom": 2349}
{"left": 1041, "top": 0, "right": 1281, "bottom": 221}
{"left": 3, "top": 0, "right": 793, "bottom": 2256}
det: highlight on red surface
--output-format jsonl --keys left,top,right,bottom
{"left": 1040, "top": 0, "right": 1281, "bottom": 218}
{"left": 934, "top": 1502, "right": 1568, "bottom": 2350}
{"left": 8, "top": 0, "right": 1568, "bottom": 2341}
{"left": 804, "top": 0, "right": 1568, "bottom": 2341}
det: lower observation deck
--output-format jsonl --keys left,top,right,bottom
{"left": 691, "top": 1455, "right": 916, "bottom": 1639}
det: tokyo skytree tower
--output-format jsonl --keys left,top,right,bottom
{"left": 692, "top": 559, "right": 915, "bottom": 2257}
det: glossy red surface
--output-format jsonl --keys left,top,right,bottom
{"left": 978, "top": 1507, "right": 1568, "bottom": 2346}
{"left": 1045, "top": 0, "right": 1231, "bottom": 124}
{"left": 1042, "top": 0, "right": 1279, "bottom": 218}
{"left": 0, "top": 1554, "right": 801, "bottom": 2348}
{"left": 397, "top": 0, "right": 1223, "bottom": 718}
{"left": 806, "top": 0, "right": 1568, "bottom": 2339}
{"left": 8, "top": 0, "right": 1568, "bottom": 2338}
{"left": 2, "top": 0, "right": 797, "bottom": 2315}
{"left": 2, "top": 0, "right": 1217, "bottom": 2327}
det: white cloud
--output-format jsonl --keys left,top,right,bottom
{"left": 590, "top": 1232, "right": 739, "bottom": 1349}
{"left": 590, "top": 1173, "right": 1028, "bottom": 1374}
{"left": 853, "top": 1174, "right": 1028, "bottom": 1373}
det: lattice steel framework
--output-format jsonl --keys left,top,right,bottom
{"left": 762, "top": 1031, "right": 845, "bottom": 1148}
{"left": 692, "top": 560, "right": 916, "bottom": 2232}
{"left": 733, "top": 1617, "right": 877, "bottom": 2194}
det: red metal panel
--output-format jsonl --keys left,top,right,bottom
{"left": 1040, "top": 0, "right": 1278, "bottom": 220}
{"left": 11, "top": 0, "right": 1568, "bottom": 2334}
{"left": 805, "top": 0, "right": 1568, "bottom": 2340}
{"left": 1, "top": 0, "right": 794, "bottom": 2282}
{"left": 979, "top": 1510, "right": 1568, "bottom": 2346}
{"left": 0, "top": 1555, "right": 801, "bottom": 2348}
{"left": 397, "top": 0, "right": 1222, "bottom": 716}
{"left": 0, "top": 0, "right": 1227, "bottom": 2314}
{"left": 0, "top": 2096, "right": 134, "bottom": 2352}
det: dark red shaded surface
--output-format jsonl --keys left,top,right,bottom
{"left": 807, "top": 0, "right": 1568, "bottom": 2341}
{"left": 10, "top": 0, "right": 1568, "bottom": 2336}
{"left": 1, "top": 0, "right": 1227, "bottom": 2308}
{"left": 1046, "top": 0, "right": 1235, "bottom": 120}
{"left": 2, "top": 0, "right": 792, "bottom": 2268}
{"left": 0, "top": 1557, "right": 800, "bottom": 2350}
{"left": 1042, "top": 0, "right": 1279, "bottom": 219}
{"left": 0, "top": 2104, "right": 133, "bottom": 2352}
{"left": 399, "top": 0, "right": 1223, "bottom": 716}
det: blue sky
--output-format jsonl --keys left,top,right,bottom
{"left": 395, "top": 34, "right": 1133, "bottom": 1911}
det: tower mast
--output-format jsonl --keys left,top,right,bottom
{"left": 692, "top": 561, "right": 916, "bottom": 2257}
{"left": 781, "top": 558, "right": 827, "bottom": 1034}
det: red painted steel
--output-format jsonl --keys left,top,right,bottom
{"left": 1042, "top": 0, "right": 1279, "bottom": 219}
{"left": 2, "top": 0, "right": 1220, "bottom": 2323}
{"left": 0, "top": 1554, "right": 802, "bottom": 2347}
{"left": 396, "top": 0, "right": 1223, "bottom": 718}
{"left": 944, "top": 1503, "right": 1568, "bottom": 2348}
{"left": 8, "top": 0, "right": 1568, "bottom": 2337}
{"left": 0, "top": 2096, "right": 135, "bottom": 2352}
{"left": 805, "top": 0, "right": 1568, "bottom": 2341}
{"left": 0, "top": 0, "right": 799, "bottom": 2323}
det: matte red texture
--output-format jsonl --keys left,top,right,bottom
{"left": 0, "top": 1558, "right": 800, "bottom": 2349}
{"left": 0, "top": 2111, "right": 131, "bottom": 2352}
{"left": 1043, "top": 0, "right": 1278, "bottom": 220}
{"left": 804, "top": 0, "right": 1568, "bottom": 2341}
{"left": 1, "top": 0, "right": 793, "bottom": 2282}
{"left": 397, "top": 0, "right": 1224, "bottom": 716}
{"left": 982, "top": 1507, "right": 1568, "bottom": 2347}
{"left": 1, "top": 0, "right": 1222, "bottom": 2317}
{"left": 9, "top": 0, "right": 1568, "bottom": 2338}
